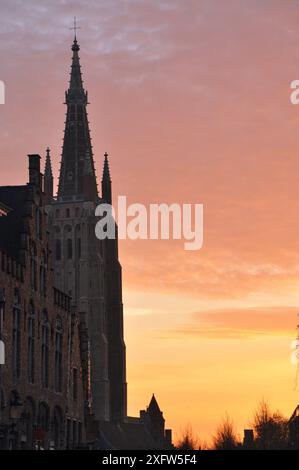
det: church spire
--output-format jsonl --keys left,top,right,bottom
{"left": 101, "top": 152, "right": 112, "bottom": 204}
{"left": 57, "top": 35, "right": 98, "bottom": 201}
{"left": 44, "top": 147, "right": 53, "bottom": 203}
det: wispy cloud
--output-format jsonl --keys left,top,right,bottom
{"left": 170, "top": 306, "right": 298, "bottom": 340}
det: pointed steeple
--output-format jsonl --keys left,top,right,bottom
{"left": 58, "top": 36, "right": 98, "bottom": 201}
{"left": 45, "top": 147, "right": 53, "bottom": 177}
{"left": 69, "top": 37, "right": 84, "bottom": 99}
{"left": 146, "top": 394, "right": 165, "bottom": 444}
{"left": 101, "top": 152, "right": 112, "bottom": 204}
{"left": 44, "top": 147, "right": 53, "bottom": 203}
{"left": 148, "top": 394, "right": 162, "bottom": 416}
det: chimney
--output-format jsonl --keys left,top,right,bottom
{"left": 28, "top": 154, "right": 42, "bottom": 190}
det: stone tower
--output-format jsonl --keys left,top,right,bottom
{"left": 46, "top": 35, "right": 127, "bottom": 423}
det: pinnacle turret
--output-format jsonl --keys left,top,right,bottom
{"left": 45, "top": 147, "right": 53, "bottom": 178}
{"left": 44, "top": 147, "right": 53, "bottom": 203}
{"left": 101, "top": 152, "right": 112, "bottom": 204}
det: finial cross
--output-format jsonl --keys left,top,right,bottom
{"left": 70, "top": 16, "right": 81, "bottom": 37}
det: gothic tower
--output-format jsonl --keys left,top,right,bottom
{"left": 46, "top": 35, "right": 127, "bottom": 423}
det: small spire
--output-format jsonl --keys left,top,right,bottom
{"left": 45, "top": 147, "right": 53, "bottom": 178}
{"left": 102, "top": 152, "right": 111, "bottom": 182}
{"left": 44, "top": 147, "right": 54, "bottom": 203}
{"left": 101, "top": 152, "right": 112, "bottom": 204}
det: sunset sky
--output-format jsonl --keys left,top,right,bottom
{"left": 2, "top": 0, "right": 299, "bottom": 443}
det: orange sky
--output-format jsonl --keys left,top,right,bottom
{"left": 1, "top": 0, "right": 299, "bottom": 444}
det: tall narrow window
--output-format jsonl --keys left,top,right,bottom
{"left": 38, "top": 402, "right": 49, "bottom": 437}
{"left": 0, "top": 288, "right": 5, "bottom": 337}
{"left": 35, "top": 208, "right": 40, "bottom": 239}
{"left": 12, "top": 304, "right": 21, "bottom": 378}
{"left": 77, "top": 238, "right": 81, "bottom": 258}
{"left": 30, "top": 244, "right": 37, "bottom": 291}
{"left": 66, "top": 418, "right": 71, "bottom": 449}
{"left": 53, "top": 407, "right": 62, "bottom": 449}
{"left": 54, "top": 317, "right": 63, "bottom": 392}
{"left": 55, "top": 239, "right": 61, "bottom": 261}
{"left": 41, "top": 311, "right": 49, "bottom": 388}
{"left": 78, "top": 422, "right": 82, "bottom": 446}
{"left": 73, "top": 368, "right": 78, "bottom": 400}
{"left": 28, "top": 302, "right": 35, "bottom": 384}
{"left": 40, "top": 265, "right": 46, "bottom": 296}
{"left": 40, "top": 252, "right": 47, "bottom": 297}
{"left": 67, "top": 239, "right": 72, "bottom": 259}
{"left": 72, "top": 421, "right": 78, "bottom": 449}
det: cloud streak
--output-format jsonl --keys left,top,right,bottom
{"left": 171, "top": 306, "right": 298, "bottom": 340}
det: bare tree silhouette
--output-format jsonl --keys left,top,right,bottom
{"left": 176, "top": 425, "right": 201, "bottom": 450}
{"left": 212, "top": 413, "right": 239, "bottom": 450}
{"left": 252, "top": 400, "right": 288, "bottom": 450}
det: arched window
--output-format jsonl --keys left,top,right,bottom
{"left": 54, "top": 317, "right": 63, "bottom": 392}
{"left": 12, "top": 290, "right": 21, "bottom": 378}
{"left": 28, "top": 301, "right": 35, "bottom": 384}
{"left": 41, "top": 311, "right": 49, "bottom": 388}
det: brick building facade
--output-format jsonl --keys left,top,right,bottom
{"left": 0, "top": 155, "right": 85, "bottom": 449}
